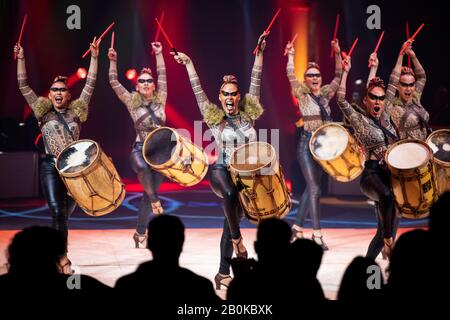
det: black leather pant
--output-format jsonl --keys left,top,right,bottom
{"left": 360, "top": 160, "right": 400, "bottom": 258}
{"left": 295, "top": 131, "right": 323, "bottom": 229}
{"left": 210, "top": 164, "right": 244, "bottom": 275}
{"left": 40, "top": 155, "right": 76, "bottom": 241}
{"left": 130, "top": 142, "right": 165, "bottom": 234}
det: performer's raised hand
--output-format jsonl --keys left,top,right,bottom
{"left": 90, "top": 37, "right": 100, "bottom": 58}
{"left": 151, "top": 42, "right": 162, "bottom": 55}
{"left": 400, "top": 40, "right": 412, "bottom": 56}
{"left": 14, "top": 44, "right": 24, "bottom": 59}
{"left": 108, "top": 48, "right": 117, "bottom": 61}
{"left": 368, "top": 52, "right": 378, "bottom": 68}
{"left": 404, "top": 46, "right": 416, "bottom": 58}
{"left": 285, "top": 41, "right": 295, "bottom": 56}
{"left": 343, "top": 55, "right": 351, "bottom": 72}
{"left": 171, "top": 51, "right": 191, "bottom": 65}
{"left": 256, "top": 31, "right": 269, "bottom": 53}
{"left": 331, "top": 38, "right": 341, "bottom": 54}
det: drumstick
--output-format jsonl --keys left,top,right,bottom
{"left": 253, "top": 8, "right": 281, "bottom": 55}
{"left": 400, "top": 22, "right": 424, "bottom": 55}
{"left": 154, "top": 11, "right": 165, "bottom": 42}
{"left": 406, "top": 22, "right": 411, "bottom": 68}
{"left": 110, "top": 31, "right": 115, "bottom": 49}
{"left": 283, "top": 33, "right": 298, "bottom": 56}
{"left": 330, "top": 13, "right": 340, "bottom": 59}
{"left": 368, "top": 31, "right": 384, "bottom": 67}
{"left": 348, "top": 37, "right": 358, "bottom": 57}
{"left": 14, "top": 14, "right": 28, "bottom": 60}
{"left": 155, "top": 17, "right": 177, "bottom": 55}
{"left": 82, "top": 22, "right": 115, "bottom": 58}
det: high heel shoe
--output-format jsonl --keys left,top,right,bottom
{"left": 133, "top": 231, "right": 148, "bottom": 249}
{"left": 381, "top": 237, "right": 394, "bottom": 260}
{"left": 232, "top": 237, "right": 248, "bottom": 259}
{"left": 290, "top": 226, "right": 304, "bottom": 243}
{"left": 151, "top": 200, "right": 164, "bottom": 215}
{"left": 214, "top": 273, "right": 232, "bottom": 290}
{"left": 312, "top": 234, "right": 329, "bottom": 251}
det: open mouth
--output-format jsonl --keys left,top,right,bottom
{"left": 405, "top": 92, "right": 412, "bottom": 97}
{"left": 225, "top": 101, "right": 235, "bottom": 112}
{"left": 312, "top": 82, "right": 319, "bottom": 86}
{"left": 373, "top": 106, "right": 381, "bottom": 113}
{"left": 55, "top": 96, "right": 63, "bottom": 103}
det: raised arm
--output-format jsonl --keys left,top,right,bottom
{"left": 79, "top": 37, "right": 99, "bottom": 105}
{"left": 386, "top": 41, "right": 409, "bottom": 101}
{"left": 152, "top": 42, "right": 167, "bottom": 105}
{"left": 337, "top": 56, "right": 362, "bottom": 126}
{"left": 406, "top": 47, "right": 426, "bottom": 95}
{"left": 326, "top": 39, "right": 343, "bottom": 100}
{"left": 14, "top": 44, "right": 38, "bottom": 109}
{"left": 172, "top": 52, "right": 212, "bottom": 116}
{"left": 367, "top": 52, "right": 379, "bottom": 87}
{"left": 285, "top": 41, "right": 302, "bottom": 97}
{"left": 248, "top": 32, "right": 267, "bottom": 99}
{"left": 108, "top": 48, "right": 131, "bottom": 104}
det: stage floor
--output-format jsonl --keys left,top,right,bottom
{"left": 0, "top": 227, "right": 416, "bottom": 300}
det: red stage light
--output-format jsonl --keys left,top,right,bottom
{"left": 77, "top": 67, "right": 87, "bottom": 79}
{"left": 285, "top": 179, "right": 293, "bottom": 194}
{"left": 126, "top": 69, "right": 138, "bottom": 80}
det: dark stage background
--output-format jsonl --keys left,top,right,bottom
{"left": 1, "top": 0, "right": 449, "bottom": 195}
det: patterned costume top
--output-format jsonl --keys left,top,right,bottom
{"left": 17, "top": 61, "right": 96, "bottom": 157}
{"left": 287, "top": 57, "right": 342, "bottom": 132}
{"left": 385, "top": 63, "right": 429, "bottom": 140}
{"left": 109, "top": 54, "right": 167, "bottom": 142}
{"left": 188, "top": 65, "right": 263, "bottom": 165}
{"left": 337, "top": 89, "right": 397, "bottom": 161}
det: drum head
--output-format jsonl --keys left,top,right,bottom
{"left": 387, "top": 142, "right": 429, "bottom": 170}
{"left": 56, "top": 140, "right": 98, "bottom": 174}
{"left": 427, "top": 130, "right": 450, "bottom": 163}
{"left": 311, "top": 125, "right": 348, "bottom": 161}
{"left": 230, "top": 142, "right": 274, "bottom": 172}
{"left": 143, "top": 128, "right": 177, "bottom": 166}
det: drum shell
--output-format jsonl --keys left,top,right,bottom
{"left": 426, "top": 129, "right": 450, "bottom": 195}
{"left": 143, "top": 127, "right": 208, "bottom": 187}
{"left": 56, "top": 139, "right": 125, "bottom": 216}
{"left": 229, "top": 142, "right": 291, "bottom": 224}
{"left": 385, "top": 139, "right": 437, "bottom": 219}
{"left": 309, "top": 123, "right": 365, "bottom": 182}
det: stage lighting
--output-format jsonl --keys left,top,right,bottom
{"left": 355, "top": 79, "right": 363, "bottom": 85}
{"left": 77, "top": 67, "right": 87, "bottom": 79}
{"left": 126, "top": 69, "right": 138, "bottom": 80}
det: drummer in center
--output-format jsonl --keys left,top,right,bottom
{"left": 337, "top": 55, "right": 399, "bottom": 260}
{"left": 108, "top": 42, "right": 167, "bottom": 249}
{"left": 14, "top": 38, "right": 99, "bottom": 269}
{"left": 172, "top": 32, "right": 267, "bottom": 290}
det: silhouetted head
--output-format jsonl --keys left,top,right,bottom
{"left": 7, "top": 226, "right": 67, "bottom": 275}
{"left": 338, "top": 256, "right": 382, "bottom": 304}
{"left": 363, "top": 77, "right": 386, "bottom": 119}
{"left": 303, "top": 62, "right": 322, "bottom": 94}
{"left": 398, "top": 67, "right": 416, "bottom": 104}
{"left": 136, "top": 68, "right": 155, "bottom": 100}
{"left": 147, "top": 215, "right": 185, "bottom": 262}
{"left": 219, "top": 75, "right": 241, "bottom": 116}
{"left": 429, "top": 191, "right": 450, "bottom": 241}
{"left": 48, "top": 76, "right": 70, "bottom": 110}
{"left": 290, "top": 239, "right": 323, "bottom": 277}
{"left": 254, "top": 218, "right": 291, "bottom": 263}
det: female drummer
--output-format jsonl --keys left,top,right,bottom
{"left": 337, "top": 55, "right": 399, "bottom": 260}
{"left": 285, "top": 39, "right": 342, "bottom": 249}
{"left": 108, "top": 42, "right": 167, "bottom": 248}
{"left": 172, "top": 33, "right": 266, "bottom": 289}
{"left": 368, "top": 41, "right": 429, "bottom": 140}
{"left": 14, "top": 39, "right": 99, "bottom": 266}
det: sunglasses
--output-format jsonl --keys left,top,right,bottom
{"left": 368, "top": 92, "right": 386, "bottom": 101}
{"left": 50, "top": 87, "right": 68, "bottom": 93}
{"left": 137, "top": 78, "right": 154, "bottom": 84}
{"left": 221, "top": 90, "right": 239, "bottom": 97}
{"left": 399, "top": 81, "right": 415, "bottom": 88}
{"left": 305, "top": 73, "right": 321, "bottom": 78}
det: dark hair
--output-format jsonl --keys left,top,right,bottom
{"left": 140, "top": 67, "right": 153, "bottom": 76}
{"left": 366, "top": 77, "right": 385, "bottom": 95}
{"left": 52, "top": 75, "right": 68, "bottom": 85}
{"left": 220, "top": 75, "right": 239, "bottom": 90}
{"left": 400, "top": 66, "right": 415, "bottom": 77}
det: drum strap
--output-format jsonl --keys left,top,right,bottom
{"left": 39, "top": 110, "right": 76, "bottom": 155}
{"left": 399, "top": 104, "right": 431, "bottom": 135}
{"left": 370, "top": 117, "right": 398, "bottom": 145}
{"left": 309, "top": 94, "right": 331, "bottom": 122}
{"left": 135, "top": 105, "right": 162, "bottom": 140}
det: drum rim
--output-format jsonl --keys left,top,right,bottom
{"left": 309, "top": 123, "right": 349, "bottom": 161}
{"left": 385, "top": 138, "right": 433, "bottom": 170}
{"left": 142, "top": 126, "right": 181, "bottom": 169}
{"left": 228, "top": 141, "right": 276, "bottom": 173}
{"left": 55, "top": 139, "right": 100, "bottom": 177}
{"left": 426, "top": 129, "right": 450, "bottom": 167}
